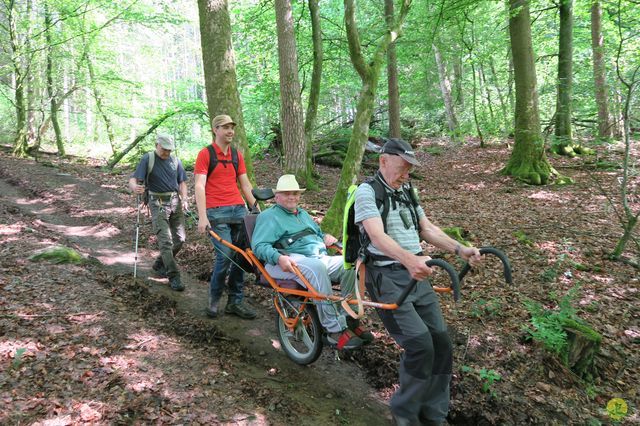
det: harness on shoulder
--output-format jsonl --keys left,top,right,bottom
{"left": 342, "top": 171, "right": 421, "bottom": 269}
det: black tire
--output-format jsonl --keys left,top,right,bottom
{"left": 275, "top": 299, "right": 323, "bottom": 365}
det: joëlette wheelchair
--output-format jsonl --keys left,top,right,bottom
{"left": 206, "top": 188, "right": 512, "bottom": 365}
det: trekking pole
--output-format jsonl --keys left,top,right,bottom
{"left": 133, "top": 179, "right": 144, "bottom": 281}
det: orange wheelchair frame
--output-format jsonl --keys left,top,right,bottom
{"left": 205, "top": 189, "right": 512, "bottom": 365}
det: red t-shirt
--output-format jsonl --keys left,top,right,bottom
{"left": 194, "top": 143, "right": 247, "bottom": 208}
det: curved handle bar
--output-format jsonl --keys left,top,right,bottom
{"left": 458, "top": 246, "right": 512, "bottom": 285}
{"left": 399, "top": 259, "right": 461, "bottom": 305}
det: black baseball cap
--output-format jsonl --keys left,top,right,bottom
{"left": 380, "top": 138, "right": 420, "bottom": 166}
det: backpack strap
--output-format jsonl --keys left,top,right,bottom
{"left": 145, "top": 151, "right": 155, "bottom": 186}
{"left": 206, "top": 145, "right": 239, "bottom": 182}
{"left": 358, "top": 173, "right": 421, "bottom": 263}
{"left": 274, "top": 228, "right": 317, "bottom": 251}
{"left": 369, "top": 173, "right": 420, "bottom": 233}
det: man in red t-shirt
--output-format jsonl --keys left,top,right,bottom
{"left": 194, "top": 114, "right": 257, "bottom": 320}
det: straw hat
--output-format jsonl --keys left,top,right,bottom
{"left": 274, "top": 174, "right": 306, "bottom": 193}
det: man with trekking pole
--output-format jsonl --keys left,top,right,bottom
{"left": 129, "top": 134, "right": 189, "bottom": 291}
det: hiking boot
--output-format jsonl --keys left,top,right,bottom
{"left": 169, "top": 276, "right": 184, "bottom": 292}
{"left": 152, "top": 258, "right": 167, "bottom": 278}
{"left": 225, "top": 302, "right": 257, "bottom": 319}
{"left": 347, "top": 317, "right": 375, "bottom": 344}
{"left": 327, "top": 329, "right": 364, "bottom": 350}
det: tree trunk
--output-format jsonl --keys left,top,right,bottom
{"left": 84, "top": 47, "right": 116, "bottom": 154}
{"left": 554, "top": 0, "right": 574, "bottom": 154}
{"left": 385, "top": 0, "right": 401, "bottom": 139}
{"left": 44, "top": 3, "right": 64, "bottom": 156}
{"left": 304, "top": 0, "right": 323, "bottom": 185}
{"left": 454, "top": 56, "right": 464, "bottom": 108}
{"left": 610, "top": 69, "right": 640, "bottom": 260}
{"left": 470, "top": 63, "right": 484, "bottom": 146}
{"left": 503, "top": 0, "right": 553, "bottom": 185}
{"left": 563, "top": 319, "right": 601, "bottom": 381}
{"left": 489, "top": 60, "right": 510, "bottom": 134}
{"left": 322, "top": 0, "right": 412, "bottom": 236}
{"left": 274, "top": 0, "right": 309, "bottom": 183}
{"left": 7, "top": 0, "right": 28, "bottom": 157}
{"left": 433, "top": 43, "right": 459, "bottom": 140}
{"left": 197, "top": 0, "right": 254, "bottom": 181}
{"left": 590, "top": 0, "right": 612, "bottom": 139}
{"left": 479, "top": 63, "right": 494, "bottom": 124}
{"left": 25, "top": 0, "right": 37, "bottom": 149}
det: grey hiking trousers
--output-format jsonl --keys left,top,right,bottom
{"left": 149, "top": 193, "right": 186, "bottom": 279}
{"left": 365, "top": 263, "right": 452, "bottom": 424}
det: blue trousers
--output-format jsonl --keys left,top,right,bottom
{"left": 206, "top": 204, "right": 248, "bottom": 306}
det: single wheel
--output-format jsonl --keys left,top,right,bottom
{"left": 275, "top": 299, "right": 323, "bottom": 365}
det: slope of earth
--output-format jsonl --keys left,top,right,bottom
{"left": 1, "top": 138, "right": 638, "bottom": 425}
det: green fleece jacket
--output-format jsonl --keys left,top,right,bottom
{"left": 251, "top": 204, "right": 326, "bottom": 265}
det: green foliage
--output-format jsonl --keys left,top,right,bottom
{"left": 442, "top": 227, "right": 471, "bottom": 246}
{"left": 479, "top": 368, "right": 502, "bottom": 394}
{"left": 461, "top": 365, "right": 502, "bottom": 397}
{"left": 523, "top": 285, "right": 583, "bottom": 361}
{"left": 540, "top": 267, "right": 558, "bottom": 283}
{"left": 424, "top": 146, "right": 444, "bottom": 156}
{"left": 513, "top": 230, "right": 533, "bottom": 246}
{"left": 585, "top": 384, "right": 598, "bottom": 400}
{"left": 29, "top": 246, "right": 84, "bottom": 264}
{"left": 12, "top": 348, "right": 26, "bottom": 369}
{"left": 470, "top": 298, "right": 502, "bottom": 318}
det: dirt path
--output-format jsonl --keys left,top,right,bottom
{"left": 0, "top": 152, "right": 389, "bottom": 425}
{"left": 1, "top": 143, "right": 639, "bottom": 425}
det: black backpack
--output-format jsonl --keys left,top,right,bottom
{"left": 342, "top": 173, "right": 421, "bottom": 268}
{"left": 206, "top": 145, "right": 239, "bottom": 181}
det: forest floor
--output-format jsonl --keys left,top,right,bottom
{"left": 0, "top": 138, "right": 638, "bottom": 425}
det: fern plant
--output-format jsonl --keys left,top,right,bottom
{"left": 523, "top": 285, "right": 581, "bottom": 360}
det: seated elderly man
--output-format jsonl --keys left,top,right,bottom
{"left": 251, "top": 174, "right": 373, "bottom": 350}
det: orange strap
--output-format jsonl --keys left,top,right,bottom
{"left": 341, "top": 259, "right": 366, "bottom": 319}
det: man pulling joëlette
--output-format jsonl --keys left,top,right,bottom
{"left": 194, "top": 114, "right": 258, "bottom": 320}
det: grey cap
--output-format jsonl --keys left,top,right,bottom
{"left": 380, "top": 138, "right": 420, "bottom": 166}
{"left": 157, "top": 134, "right": 175, "bottom": 150}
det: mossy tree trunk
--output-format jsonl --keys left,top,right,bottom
{"left": 197, "top": 0, "right": 255, "bottom": 181}
{"left": 385, "top": 0, "right": 401, "bottom": 139}
{"left": 562, "top": 319, "right": 601, "bottom": 381}
{"left": 304, "top": 0, "right": 323, "bottom": 187}
{"left": 553, "top": 0, "right": 575, "bottom": 156}
{"left": 503, "top": 0, "right": 553, "bottom": 185}
{"left": 322, "top": 0, "right": 412, "bottom": 236}
{"left": 9, "top": 0, "right": 28, "bottom": 158}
